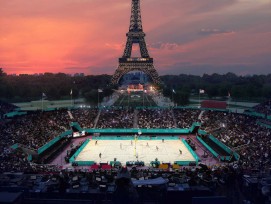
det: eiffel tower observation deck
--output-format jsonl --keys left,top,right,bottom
{"left": 112, "top": 0, "right": 161, "bottom": 85}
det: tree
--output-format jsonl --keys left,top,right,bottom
{"left": 173, "top": 90, "right": 189, "bottom": 106}
{"left": 84, "top": 89, "right": 99, "bottom": 105}
{"left": 0, "top": 68, "right": 6, "bottom": 76}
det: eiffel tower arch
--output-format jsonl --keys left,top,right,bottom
{"left": 111, "top": 0, "right": 161, "bottom": 85}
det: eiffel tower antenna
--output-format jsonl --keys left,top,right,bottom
{"left": 112, "top": 0, "right": 160, "bottom": 85}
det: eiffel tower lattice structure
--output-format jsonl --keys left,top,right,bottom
{"left": 111, "top": 0, "right": 161, "bottom": 85}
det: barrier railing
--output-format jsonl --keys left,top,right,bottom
{"left": 233, "top": 152, "right": 240, "bottom": 161}
{"left": 189, "top": 122, "right": 201, "bottom": 133}
{"left": 10, "top": 143, "right": 19, "bottom": 149}
{"left": 85, "top": 128, "right": 190, "bottom": 134}
{"left": 70, "top": 122, "right": 83, "bottom": 132}
{"left": 244, "top": 111, "right": 266, "bottom": 118}
{"left": 209, "top": 135, "right": 232, "bottom": 154}
{"left": 27, "top": 154, "right": 32, "bottom": 161}
{"left": 197, "top": 136, "right": 219, "bottom": 158}
{"left": 182, "top": 138, "right": 200, "bottom": 165}
{"left": 86, "top": 122, "right": 201, "bottom": 134}
{"left": 197, "top": 132, "right": 239, "bottom": 162}
{"left": 4, "top": 111, "right": 27, "bottom": 118}
{"left": 257, "top": 121, "right": 271, "bottom": 129}
{"left": 76, "top": 161, "right": 95, "bottom": 166}
{"left": 37, "top": 130, "right": 72, "bottom": 155}
{"left": 209, "top": 135, "right": 233, "bottom": 161}
{"left": 92, "top": 136, "right": 180, "bottom": 140}
{"left": 198, "top": 129, "right": 208, "bottom": 135}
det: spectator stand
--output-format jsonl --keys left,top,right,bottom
{"left": 9, "top": 130, "right": 73, "bottom": 164}
{"left": 257, "top": 119, "right": 271, "bottom": 129}
{"left": 3, "top": 111, "right": 27, "bottom": 118}
{"left": 197, "top": 130, "right": 239, "bottom": 162}
{"left": 0, "top": 100, "right": 18, "bottom": 119}
{"left": 1, "top": 106, "right": 271, "bottom": 203}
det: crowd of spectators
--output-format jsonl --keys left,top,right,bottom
{"left": 71, "top": 108, "right": 98, "bottom": 128}
{"left": 96, "top": 108, "right": 134, "bottom": 128}
{"left": 137, "top": 109, "right": 202, "bottom": 129}
{"left": 0, "top": 148, "right": 31, "bottom": 173}
{"left": 0, "top": 100, "right": 17, "bottom": 119}
{"left": 173, "top": 109, "right": 201, "bottom": 128}
{"left": 253, "top": 100, "right": 271, "bottom": 116}
{"left": 200, "top": 111, "right": 271, "bottom": 171}
{"left": 1, "top": 110, "right": 70, "bottom": 149}
{"left": 258, "top": 118, "right": 271, "bottom": 126}
{"left": 0, "top": 110, "right": 72, "bottom": 173}
{"left": 138, "top": 109, "right": 175, "bottom": 128}
{"left": 0, "top": 104, "right": 270, "bottom": 202}
{"left": 1, "top": 106, "right": 271, "bottom": 174}
{"left": 0, "top": 162, "right": 264, "bottom": 203}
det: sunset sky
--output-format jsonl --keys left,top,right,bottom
{"left": 1, "top": 0, "right": 271, "bottom": 76}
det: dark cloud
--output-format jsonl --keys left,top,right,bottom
{"left": 148, "top": 42, "right": 183, "bottom": 51}
{"left": 199, "top": 28, "right": 234, "bottom": 35}
{"left": 159, "top": 63, "right": 271, "bottom": 76}
{"left": 87, "top": 66, "right": 113, "bottom": 75}
{"left": 191, "top": 0, "right": 237, "bottom": 13}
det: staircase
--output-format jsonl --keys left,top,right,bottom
{"left": 133, "top": 109, "right": 139, "bottom": 128}
{"left": 67, "top": 111, "right": 74, "bottom": 119}
{"left": 198, "top": 110, "right": 205, "bottom": 120}
{"left": 93, "top": 109, "right": 101, "bottom": 128}
{"left": 171, "top": 109, "right": 178, "bottom": 128}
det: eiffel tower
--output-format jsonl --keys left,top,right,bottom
{"left": 111, "top": 0, "right": 160, "bottom": 85}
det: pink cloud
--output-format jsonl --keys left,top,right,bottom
{"left": 0, "top": 0, "right": 271, "bottom": 75}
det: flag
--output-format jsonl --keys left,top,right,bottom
{"left": 42, "top": 93, "right": 47, "bottom": 99}
{"left": 199, "top": 89, "right": 205, "bottom": 94}
{"left": 98, "top": 89, "right": 103, "bottom": 93}
{"left": 70, "top": 89, "right": 73, "bottom": 95}
{"left": 172, "top": 89, "right": 176, "bottom": 94}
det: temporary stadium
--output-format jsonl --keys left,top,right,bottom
{"left": 1, "top": 94, "right": 271, "bottom": 204}
{"left": 1, "top": 0, "right": 271, "bottom": 203}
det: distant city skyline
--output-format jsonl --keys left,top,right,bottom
{"left": 1, "top": 0, "right": 271, "bottom": 76}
